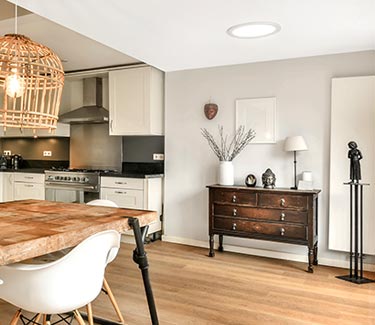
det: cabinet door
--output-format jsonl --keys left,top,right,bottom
{"left": 14, "top": 183, "right": 45, "bottom": 200}
{"left": 3, "top": 173, "right": 14, "bottom": 202}
{"left": 109, "top": 67, "right": 163, "bottom": 135}
{"left": 109, "top": 67, "right": 149, "bottom": 135}
{"left": 100, "top": 187, "right": 144, "bottom": 209}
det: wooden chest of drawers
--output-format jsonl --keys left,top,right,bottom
{"left": 207, "top": 185, "right": 320, "bottom": 272}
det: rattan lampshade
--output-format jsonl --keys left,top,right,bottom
{"left": 0, "top": 34, "right": 64, "bottom": 131}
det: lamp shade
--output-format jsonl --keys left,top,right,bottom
{"left": 284, "top": 136, "right": 308, "bottom": 152}
{"left": 0, "top": 34, "right": 64, "bottom": 131}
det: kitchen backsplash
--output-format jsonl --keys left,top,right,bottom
{"left": 70, "top": 124, "right": 122, "bottom": 170}
{"left": 122, "top": 136, "right": 164, "bottom": 163}
{"left": 0, "top": 132, "right": 164, "bottom": 173}
{"left": 0, "top": 137, "right": 70, "bottom": 161}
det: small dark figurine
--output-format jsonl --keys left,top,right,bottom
{"left": 262, "top": 168, "right": 276, "bottom": 189}
{"left": 348, "top": 141, "right": 362, "bottom": 182}
{"left": 245, "top": 174, "right": 257, "bottom": 187}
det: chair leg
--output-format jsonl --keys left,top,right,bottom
{"left": 86, "top": 303, "right": 94, "bottom": 325}
{"left": 73, "top": 310, "right": 86, "bottom": 325}
{"left": 35, "top": 314, "right": 42, "bottom": 323}
{"left": 103, "top": 277, "right": 125, "bottom": 324}
{"left": 10, "top": 309, "right": 22, "bottom": 325}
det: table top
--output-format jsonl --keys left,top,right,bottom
{"left": 0, "top": 199, "right": 157, "bottom": 266}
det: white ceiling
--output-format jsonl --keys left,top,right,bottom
{"left": 6, "top": 0, "right": 375, "bottom": 72}
{"left": 0, "top": 1, "right": 138, "bottom": 71}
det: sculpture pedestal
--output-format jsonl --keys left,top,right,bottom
{"left": 336, "top": 182, "right": 374, "bottom": 284}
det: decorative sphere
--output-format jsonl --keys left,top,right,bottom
{"left": 245, "top": 174, "right": 257, "bottom": 187}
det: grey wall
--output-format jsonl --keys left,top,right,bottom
{"left": 1, "top": 137, "right": 69, "bottom": 160}
{"left": 122, "top": 136, "right": 164, "bottom": 163}
{"left": 164, "top": 50, "right": 375, "bottom": 268}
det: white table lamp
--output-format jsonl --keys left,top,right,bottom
{"left": 284, "top": 136, "right": 308, "bottom": 189}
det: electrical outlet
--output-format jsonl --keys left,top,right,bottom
{"left": 43, "top": 151, "right": 52, "bottom": 157}
{"left": 153, "top": 153, "right": 164, "bottom": 161}
{"left": 3, "top": 150, "right": 11, "bottom": 156}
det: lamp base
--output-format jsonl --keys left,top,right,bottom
{"left": 290, "top": 186, "right": 297, "bottom": 190}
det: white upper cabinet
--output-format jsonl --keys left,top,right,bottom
{"left": 109, "top": 66, "right": 164, "bottom": 135}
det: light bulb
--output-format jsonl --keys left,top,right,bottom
{"left": 5, "top": 69, "right": 25, "bottom": 98}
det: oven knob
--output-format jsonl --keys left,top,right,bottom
{"left": 76, "top": 177, "right": 81, "bottom": 182}
{"left": 55, "top": 176, "right": 60, "bottom": 180}
{"left": 67, "top": 176, "right": 71, "bottom": 181}
{"left": 83, "top": 177, "right": 89, "bottom": 183}
{"left": 48, "top": 176, "right": 54, "bottom": 181}
{"left": 72, "top": 177, "right": 77, "bottom": 181}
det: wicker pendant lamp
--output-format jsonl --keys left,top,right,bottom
{"left": 0, "top": 5, "right": 64, "bottom": 132}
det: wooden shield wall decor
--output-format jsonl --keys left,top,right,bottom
{"left": 204, "top": 103, "right": 218, "bottom": 120}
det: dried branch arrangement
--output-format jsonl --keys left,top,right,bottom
{"left": 201, "top": 125, "right": 255, "bottom": 161}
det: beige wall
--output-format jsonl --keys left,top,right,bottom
{"left": 164, "top": 50, "right": 375, "bottom": 268}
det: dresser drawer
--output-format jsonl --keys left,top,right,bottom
{"left": 213, "top": 204, "right": 307, "bottom": 224}
{"left": 213, "top": 190, "right": 256, "bottom": 206}
{"left": 258, "top": 193, "right": 308, "bottom": 210}
{"left": 213, "top": 217, "right": 306, "bottom": 240}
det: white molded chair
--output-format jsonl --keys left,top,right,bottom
{"left": 0, "top": 230, "right": 121, "bottom": 324}
{"left": 87, "top": 199, "right": 125, "bottom": 324}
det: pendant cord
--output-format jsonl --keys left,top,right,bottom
{"left": 15, "top": 2, "right": 18, "bottom": 34}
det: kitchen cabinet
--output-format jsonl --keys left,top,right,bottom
{"left": 14, "top": 173, "right": 45, "bottom": 200}
{"left": 0, "top": 172, "right": 14, "bottom": 202}
{"left": 100, "top": 176, "right": 163, "bottom": 235}
{"left": 108, "top": 66, "right": 164, "bottom": 135}
{"left": 0, "top": 123, "right": 70, "bottom": 138}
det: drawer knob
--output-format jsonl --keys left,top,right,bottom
{"left": 232, "top": 223, "right": 237, "bottom": 231}
{"left": 233, "top": 208, "right": 237, "bottom": 216}
{"left": 280, "top": 198, "right": 286, "bottom": 207}
{"left": 280, "top": 213, "right": 285, "bottom": 221}
{"left": 280, "top": 228, "right": 285, "bottom": 236}
{"left": 232, "top": 195, "right": 237, "bottom": 203}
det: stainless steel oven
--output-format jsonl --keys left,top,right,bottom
{"left": 45, "top": 170, "right": 100, "bottom": 203}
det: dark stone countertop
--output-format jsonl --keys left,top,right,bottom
{"left": 100, "top": 172, "right": 164, "bottom": 179}
{"left": 0, "top": 168, "right": 46, "bottom": 174}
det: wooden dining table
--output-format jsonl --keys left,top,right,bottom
{"left": 0, "top": 199, "right": 159, "bottom": 325}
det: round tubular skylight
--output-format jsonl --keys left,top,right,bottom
{"left": 227, "top": 22, "right": 281, "bottom": 39}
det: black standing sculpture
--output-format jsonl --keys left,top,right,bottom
{"left": 337, "top": 141, "right": 373, "bottom": 284}
{"left": 348, "top": 141, "right": 362, "bottom": 182}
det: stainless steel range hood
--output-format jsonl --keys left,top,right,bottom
{"left": 59, "top": 77, "right": 109, "bottom": 124}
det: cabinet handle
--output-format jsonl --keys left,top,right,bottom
{"left": 233, "top": 208, "right": 237, "bottom": 216}
{"left": 232, "top": 195, "right": 237, "bottom": 203}
{"left": 24, "top": 184, "right": 34, "bottom": 188}
{"left": 232, "top": 223, "right": 237, "bottom": 231}
{"left": 115, "top": 181, "right": 127, "bottom": 185}
{"left": 24, "top": 176, "right": 34, "bottom": 179}
{"left": 280, "top": 228, "right": 285, "bottom": 236}
{"left": 280, "top": 212, "right": 285, "bottom": 221}
{"left": 110, "top": 120, "right": 113, "bottom": 132}
{"left": 280, "top": 198, "right": 285, "bottom": 207}
{"left": 115, "top": 191, "right": 126, "bottom": 194}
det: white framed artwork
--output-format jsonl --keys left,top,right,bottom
{"left": 235, "top": 97, "right": 276, "bottom": 144}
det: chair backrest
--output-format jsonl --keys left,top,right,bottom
{"left": 87, "top": 199, "right": 119, "bottom": 208}
{"left": 87, "top": 199, "right": 120, "bottom": 263}
{"left": 0, "top": 230, "right": 121, "bottom": 315}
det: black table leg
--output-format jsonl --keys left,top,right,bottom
{"left": 128, "top": 217, "right": 159, "bottom": 325}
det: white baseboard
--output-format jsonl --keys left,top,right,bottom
{"left": 162, "top": 235, "right": 375, "bottom": 272}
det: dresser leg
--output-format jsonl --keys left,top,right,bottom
{"left": 218, "top": 235, "right": 224, "bottom": 252}
{"left": 308, "top": 247, "right": 314, "bottom": 273}
{"left": 209, "top": 235, "right": 215, "bottom": 257}
{"left": 313, "top": 242, "right": 318, "bottom": 265}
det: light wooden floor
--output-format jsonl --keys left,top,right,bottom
{"left": 1, "top": 241, "right": 375, "bottom": 324}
